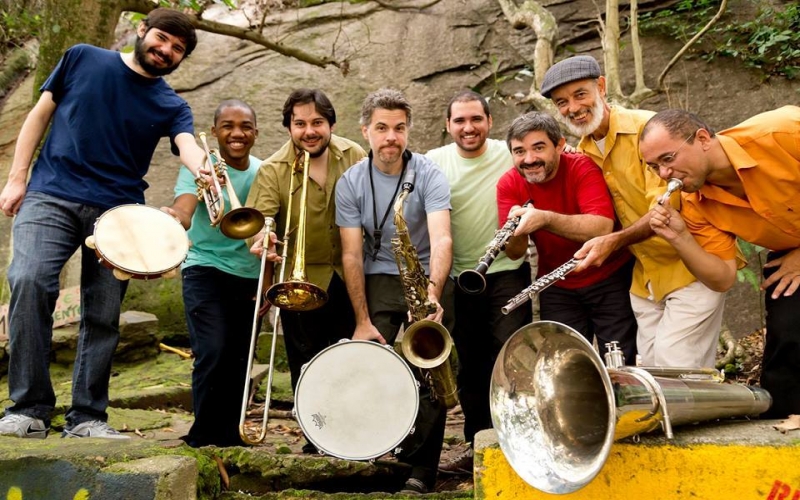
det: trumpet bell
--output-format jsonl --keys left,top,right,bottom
{"left": 267, "top": 281, "right": 328, "bottom": 312}
{"left": 220, "top": 206, "right": 265, "bottom": 239}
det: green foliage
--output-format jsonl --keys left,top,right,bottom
{"left": 0, "top": 0, "right": 42, "bottom": 58}
{"left": 640, "top": 0, "right": 800, "bottom": 80}
{"left": 736, "top": 239, "right": 765, "bottom": 292}
{"left": 159, "top": 0, "right": 238, "bottom": 11}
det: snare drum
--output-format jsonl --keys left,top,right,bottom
{"left": 294, "top": 339, "right": 420, "bottom": 461}
{"left": 85, "top": 204, "right": 189, "bottom": 281}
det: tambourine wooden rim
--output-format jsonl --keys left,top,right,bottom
{"left": 294, "top": 339, "right": 420, "bottom": 461}
{"left": 85, "top": 204, "right": 189, "bottom": 280}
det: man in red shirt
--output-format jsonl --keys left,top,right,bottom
{"left": 499, "top": 112, "right": 637, "bottom": 362}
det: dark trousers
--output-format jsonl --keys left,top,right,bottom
{"left": 182, "top": 265, "right": 259, "bottom": 447}
{"left": 452, "top": 263, "right": 532, "bottom": 445}
{"left": 761, "top": 251, "right": 800, "bottom": 419}
{"left": 539, "top": 258, "right": 638, "bottom": 365}
{"left": 366, "top": 273, "right": 455, "bottom": 490}
{"left": 280, "top": 273, "right": 355, "bottom": 392}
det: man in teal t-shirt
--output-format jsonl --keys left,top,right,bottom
{"left": 426, "top": 90, "right": 532, "bottom": 473}
{"left": 164, "top": 99, "right": 262, "bottom": 447}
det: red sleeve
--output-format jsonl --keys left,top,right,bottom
{"left": 569, "top": 154, "right": 616, "bottom": 220}
{"left": 496, "top": 167, "right": 528, "bottom": 229}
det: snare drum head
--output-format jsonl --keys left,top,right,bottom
{"left": 295, "top": 340, "right": 420, "bottom": 461}
{"left": 93, "top": 204, "right": 188, "bottom": 276}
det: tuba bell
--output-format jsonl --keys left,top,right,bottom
{"left": 489, "top": 321, "right": 771, "bottom": 494}
{"left": 197, "top": 132, "right": 265, "bottom": 239}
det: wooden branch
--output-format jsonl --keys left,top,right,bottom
{"left": 657, "top": 0, "right": 728, "bottom": 90}
{"left": 372, "top": 0, "right": 443, "bottom": 10}
{"left": 118, "top": 0, "right": 341, "bottom": 69}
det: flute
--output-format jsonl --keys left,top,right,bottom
{"left": 501, "top": 258, "right": 580, "bottom": 315}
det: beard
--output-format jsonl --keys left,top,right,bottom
{"left": 517, "top": 159, "right": 556, "bottom": 184}
{"left": 134, "top": 36, "right": 178, "bottom": 77}
{"left": 556, "top": 92, "right": 605, "bottom": 138}
{"left": 293, "top": 134, "right": 331, "bottom": 158}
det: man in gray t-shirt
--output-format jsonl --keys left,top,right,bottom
{"left": 335, "top": 88, "right": 453, "bottom": 495}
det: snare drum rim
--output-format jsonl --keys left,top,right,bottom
{"left": 92, "top": 204, "right": 188, "bottom": 277}
{"left": 294, "top": 339, "right": 421, "bottom": 461}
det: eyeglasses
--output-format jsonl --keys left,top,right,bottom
{"left": 646, "top": 130, "right": 698, "bottom": 173}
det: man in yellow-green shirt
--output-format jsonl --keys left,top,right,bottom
{"left": 540, "top": 56, "right": 725, "bottom": 368}
{"left": 245, "top": 90, "right": 366, "bottom": 452}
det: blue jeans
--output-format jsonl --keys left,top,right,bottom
{"left": 182, "top": 265, "right": 259, "bottom": 447}
{"left": 6, "top": 191, "right": 127, "bottom": 427}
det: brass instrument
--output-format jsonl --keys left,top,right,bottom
{"left": 501, "top": 258, "right": 579, "bottom": 315}
{"left": 657, "top": 177, "right": 684, "bottom": 206}
{"left": 197, "top": 132, "right": 265, "bottom": 240}
{"left": 489, "top": 321, "right": 771, "bottom": 494}
{"left": 238, "top": 217, "right": 276, "bottom": 444}
{"left": 393, "top": 170, "right": 458, "bottom": 409}
{"left": 457, "top": 202, "right": 531, "bottom": 295}
{"left": 266, "top": 150, "right": 328, "bottom": 312}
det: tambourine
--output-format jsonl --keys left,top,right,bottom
{"left": 85, "top": 204, "right": 189, "bottom": 281}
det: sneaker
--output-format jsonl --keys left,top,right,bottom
{"left": 399, "top": 477, "right": 428, "bottom": 495}
{"left": 62, "top": 420, "right": 130, "bottom": 440}
{"left": 438, "top": 447, "right": 474, "bottom": 475}
{"left": 0, "top": 414, "right": 49, "bottom": 439}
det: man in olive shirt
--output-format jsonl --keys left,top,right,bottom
{"left": 246, "top": 90, "right": 366, "bottom": 451}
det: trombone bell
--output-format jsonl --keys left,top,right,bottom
{"left": 266, "top": 281, "right": 328, "bottom": 312}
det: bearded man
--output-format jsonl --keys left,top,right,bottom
{"left": 541, "top": 55, "right": 725, "bottom": 369}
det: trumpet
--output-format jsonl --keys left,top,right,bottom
{"left": 238, "top": 216, "right": 276, "bottom": 444}
{"left": 197, "top": 132, "right": 264, "bottom": 240}
{"left": 501, "top": 258, "right": 579, "bottom": 315}
{"left": 457, "top": 202, "right": 530, "bottom": 295}
{"left": 266, "top": 150, "right": 328, "bottom": 312}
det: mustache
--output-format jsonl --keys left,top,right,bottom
{"left": 521, "top": 160, "right": 546, "bottom": 169}
{"left": 149, "top": 48, "right": 172, "bottom": 65}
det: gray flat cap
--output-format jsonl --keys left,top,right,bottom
{"left": 540, "top": 55, "right": 602, "bottom": 98}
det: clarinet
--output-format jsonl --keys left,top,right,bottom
{"left": 501, "top": 258, "right": 580, "bottom": 315}
{"left": 457, "top": 202, "right": 531, "bottom": 295}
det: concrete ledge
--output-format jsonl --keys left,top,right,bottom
{"left": 475, "top": 420, "right": 800, "bottom": 499}
{"left": 0, "top": 438, "right": 205, "bottom": 500}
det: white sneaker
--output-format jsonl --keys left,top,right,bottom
{"left": 62, "top": 420, "right": 130, "bottom": 440}
{"left": 0, "top": 413, "right": 49, "bottom": 439}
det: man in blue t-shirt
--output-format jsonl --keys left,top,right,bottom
{"left": 164, "top": 99, "right": 262, "bottom": 447}
{"left": 336, "top": 88, "right": 453, "bottom": 495}
{"left": 0, "top": 9, "right": 207, "bottom": 440}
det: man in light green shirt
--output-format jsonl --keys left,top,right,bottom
{"left": 426, "top": 90, "right": 531, "bottom": 473}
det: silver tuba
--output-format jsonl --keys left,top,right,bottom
{"left": 489, "top": 321, "right": 771, "bottom": 494}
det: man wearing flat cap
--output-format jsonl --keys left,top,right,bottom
{"left": 540, "top": 55, "right": 725, "bottom": 369}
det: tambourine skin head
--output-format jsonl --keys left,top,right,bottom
{"left": 85, "top": 235, "right": 96, "bottom": 250}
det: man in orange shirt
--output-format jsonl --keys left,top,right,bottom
{"left": 643, "top": 106, "right": 800, "bottom": 419}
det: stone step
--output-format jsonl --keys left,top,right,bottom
{"left": 474, "top": 419, "right": 800, "bottom": 500}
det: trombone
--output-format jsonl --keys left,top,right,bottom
{"left": 197, "top": 132, "right": 265, "bottom": 240}
{"left": 266, "top": 150, "right": 328, "bottom": 311}
{"left": 239, "top": 216, "right": 278, "bottom": 444}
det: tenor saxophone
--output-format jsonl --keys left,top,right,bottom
{"left": 392, "top": 170, "right": 459, "bottom": 408}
